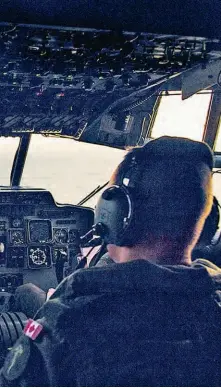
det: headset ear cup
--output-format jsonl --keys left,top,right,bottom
{"left": 197, "top": 195, "right": 220, "bottom": 246}
{"left": 95, "top": 186, "right": 133, "bottom": 245}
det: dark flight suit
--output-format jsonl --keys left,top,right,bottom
{"left": 12, "top": 283, "right": 46, "bottom": 318}
{"left": 0, "top": 259, "right": 221, "bottom": 387}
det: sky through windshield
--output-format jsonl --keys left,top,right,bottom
{"left": 0, "top": 93, "right": 220, "bottom": 208}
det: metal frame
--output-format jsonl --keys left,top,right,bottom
{"left": 203, "top": 87, "right": 221, "bottom": 150}
{"left": 146, "top": 94, "right": 162, "bottom": 138}
{"left": 10, "top": 134, "right": 31, "bottom": 187}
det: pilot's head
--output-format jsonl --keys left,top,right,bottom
{"left": 107, "top": 136, "right": 214, "bottom": 265}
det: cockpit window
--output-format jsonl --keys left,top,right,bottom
{"left": 150, "top": 91, "right": 211, "bottom": 141}
{"left": 21, "top": 135, "right": 124, "bottom": 207}
{"left": 0, "top": 132, "right": 219, "bottom": 210}
{"left": 215, "top": 119, "right": 221, "bottom": 152}
{"left": 0, "top": 137, "right": 20, "bottom": 185}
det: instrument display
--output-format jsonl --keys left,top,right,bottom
{"left": 53, "top": 228, "right": 68, "bottom": 244}
{"left": 0, "top": 221, "right": 6, "bottom": 231}
{"left": 29, "top": 220, "right": 52, "bottom": 243}
{"left": 10, "top": 229, "right": 25, "bottom": 245}
{"left": 69, "top": 229, "right": 80, "bottom": 244}
{"left": 0, "top": 188, "right": 94, "bottom": 292}
{"left": 0, "top": 236, "right": 6, "bottom": 266}
{"left": 52, "top": 247, "right": 68, "bottom": 265}
{"left": 11, "top": 218, "right": 23, "bottom": 228}
{"left": 28, "top": 246, "right": 51, "bottom": 269}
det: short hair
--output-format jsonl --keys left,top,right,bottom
{"left": 111, "top": 136, "right": 214, "bottom": 247}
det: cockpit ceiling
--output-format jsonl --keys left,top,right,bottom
{"left": 0, "top": 0, "right": 221, "bottom": 39}
{"left": 0, "top": 22, "right": 220, "bottom": 146}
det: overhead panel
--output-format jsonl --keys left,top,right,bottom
{"left": 182, "top": 58, "right": 221, "bottom": 99}
{"left": 0, "top": 23, "right": 220, "bottom": 147}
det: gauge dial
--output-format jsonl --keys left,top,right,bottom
{"left": 10, "top": 230, "right": 25, "bottom": 245}
{"left": 54, "top": 229, "right": 68, "bottom": 244}
{"left": 29, "top": 248, "right": 46, "bottom": 265}
{"left": 12, "top": 218, "right": 23, "bottom": 228}
{"left": 28, "top": 246, "right": 51, "bottom": 269}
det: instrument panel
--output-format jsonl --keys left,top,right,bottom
{"left": 0, "top": 187, "right": 94, "bottom": 291}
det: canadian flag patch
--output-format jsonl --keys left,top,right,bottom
{"left": 23, "top": 319, "right": 43, "bottom": 340}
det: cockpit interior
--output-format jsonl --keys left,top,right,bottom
{"left": 0, "top": 0, "right": 220, "bottom": 369}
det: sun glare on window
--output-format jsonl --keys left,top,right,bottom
{"left": 151, "top": 92, "right": 211, "bottom": 141}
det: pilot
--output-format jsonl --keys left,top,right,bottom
{"left": 0, "top": 136, "right": 221, "bottom": 387}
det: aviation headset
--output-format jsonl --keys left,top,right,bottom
{"left": 196, "top": 195, "right": 220, "bottom": 246}
{"left": 94, "top": 154, "right": 141, "bottom": 246}
{"left": 192, "top": 195, "right": 221, "bottom": 262}
{"left": 94, "top": 136, "right": 215, "bottom": 247}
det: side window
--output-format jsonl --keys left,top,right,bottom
{"left": 150, "top": 91, "right": 211, "bottom": 141}
{"left": 215, "top": 119, "right": 221, "bottom": 151}
{"left": 150, "top": 91, "right": 221, "bottom": 207}
{"left": 0, "top": 137, "right": 20, "bottom": 185}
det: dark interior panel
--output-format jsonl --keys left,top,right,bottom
{"left": 0, "top": 0, "right": 220, "bottom": 38}
{"left": 0, "top": 187, "right": 94, "bottom": 292}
